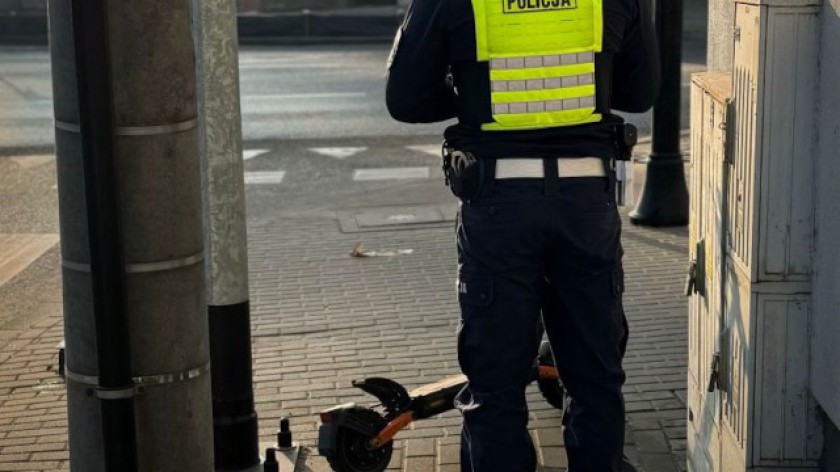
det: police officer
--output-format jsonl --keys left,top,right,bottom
{"left": 385, "top": 0, "right": 659, "bottom": 469}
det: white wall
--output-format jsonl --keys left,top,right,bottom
{"left": 811, "top": 0, "right": 840, "bottom": 429}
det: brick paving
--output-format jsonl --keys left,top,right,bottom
{"left": 247, "top": 206, "right": 689, "bottom": 472}
{"left": 0, "top": 143, "right": 690, "bottom": 472}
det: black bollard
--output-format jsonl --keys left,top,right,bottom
{"left": 277, "top": 417, "right": 293, "bottom": 449}
{"left": 263, "top": 448, "right": 279, "bottom": 472}
{"left": 629, "top": 0, "right": 689, "bottom": 226}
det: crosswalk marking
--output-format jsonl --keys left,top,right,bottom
{"left": 243, "top": 149, "right": 270, "bottom": 161}
{"left": 242, "top": 166, "right": 436, "bottom": 185}
{"left": 9, "top": 155, "right": 54, "bottom": 169}
{"left": 237, "top": 63, "right": 343, "bottom": 70}
{"left": 242, "top": 92, "right": 366, "bottom": 100}
{"left": 406, "top": 145, "right": 442, "bottom": 157}
{"left": 353, "top": 167, "right": 430, "bottom": 182}
{"left": 245, "top": 171, "right": 286, "bottom": 185}
{"left": 240, "top": 145, "right": 448, "bottom": 185}
{"left": 0, "top": 234, "right": 59, "bottom": 288}
{"left": 309, "top": 147, "right": 367, "bottom": 159}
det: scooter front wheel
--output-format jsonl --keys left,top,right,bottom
{"left": 327, "top": 408, "right": 394, "bottom": 472}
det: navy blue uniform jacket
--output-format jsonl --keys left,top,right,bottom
{"left": 385, "top": 0, "right": 660, "bottom": 159}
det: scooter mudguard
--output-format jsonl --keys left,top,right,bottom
{"left": 317, "top": 404, "right": 381, "bottom": 457}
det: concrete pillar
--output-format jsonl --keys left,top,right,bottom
{"left": 707, "top": 0, "right": 735, "bottom": 71}
{"left": 192, "top": 0, "right": 260, "bottom": 470}
{"left": 49, "top": 0, "right": 215, "bottom": 470}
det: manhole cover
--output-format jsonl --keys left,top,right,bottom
{"left": 338, "top": 204, "right": 459, "bottom": 233}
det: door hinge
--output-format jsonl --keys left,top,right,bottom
{"left": 685, "top": 260, "right": 698, "bottom": 296}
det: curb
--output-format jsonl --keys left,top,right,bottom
{"left": 0, "top": 145, "right": 54, "bottom": 158}
{"left": 237, "top": 11, "right": 401, "bottom": 39}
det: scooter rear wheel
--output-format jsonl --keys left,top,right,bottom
{"left": 327, "top": 408, "right": 394, "bottom": 472}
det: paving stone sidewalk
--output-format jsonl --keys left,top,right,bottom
{"left": 0, "top": 142, "right": 690, "bottom": 472}
{"left": 248, "top": 209, "right": 689, "bottom": 472}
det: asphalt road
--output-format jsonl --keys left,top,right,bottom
{"left": 0, "top": 42, "right": 706, "bottom": 149}
{"left": 0, "top": 42, "right": 706, "bottom": 224}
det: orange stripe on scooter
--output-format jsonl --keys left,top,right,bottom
{"left": 539, "top": 365, "right": 560, "bottom": 380}
{"left": 370, "top": 412, "right": 415, "bottom": 448}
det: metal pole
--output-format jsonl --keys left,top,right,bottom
{"left": 68, "top": 0, "right": 139, "bottom": 469}
{"left": 192, "top": 0, "right": 260, "bottom": 470}
{"left": 49, "top": 0, "right": 216, "bottom": 469}
{"left": 629, "top": 0, "right": 689, "bottom": 227}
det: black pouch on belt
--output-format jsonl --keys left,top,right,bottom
{"left": 443, "top": 150, "right": 483, "bottom": 200}
{"left": 616, "top": 123, "right": 638, "bottom": 161}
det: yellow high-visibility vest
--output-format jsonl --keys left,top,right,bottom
{"left": 471, "top": 0, "right": 604, "bottom": 131}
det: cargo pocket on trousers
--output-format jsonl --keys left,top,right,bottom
{"left": 457, "top": 274, "right": 494, "bottom": 309}
{"left": 456, "top": 274, "right": 494, "bottom": 377}
{"left": 612, "top": 264, "right": 628, "bottom": 355}
{"left": 612, "top": 264, "right": 625, "bottom": 297}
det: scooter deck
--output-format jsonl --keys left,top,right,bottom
{"left": 409, "top": 374, "right": 468, "bottom": 419}
{"left": 409, "top": 374, "right": 467, "bottom": 398}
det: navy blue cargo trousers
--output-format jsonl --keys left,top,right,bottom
{"left": 454, "top": 168, "right": 627, "bottom": 472}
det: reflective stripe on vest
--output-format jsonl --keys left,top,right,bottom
{"left": 471, "top": 0, "right": 604, "bottom": 131}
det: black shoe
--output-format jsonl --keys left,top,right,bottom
{"left": 620, "top": 455, "right": 638, "bottom": 472}
{"left": 565, "top": 455, "right": 638, "bottom": 472}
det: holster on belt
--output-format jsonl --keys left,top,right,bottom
{"left": 442, "top": 143, "right": 483, "bottom": 200}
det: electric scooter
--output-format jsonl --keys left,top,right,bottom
{"left": 318, "top": 340, "right": 564, "bottom": 472}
